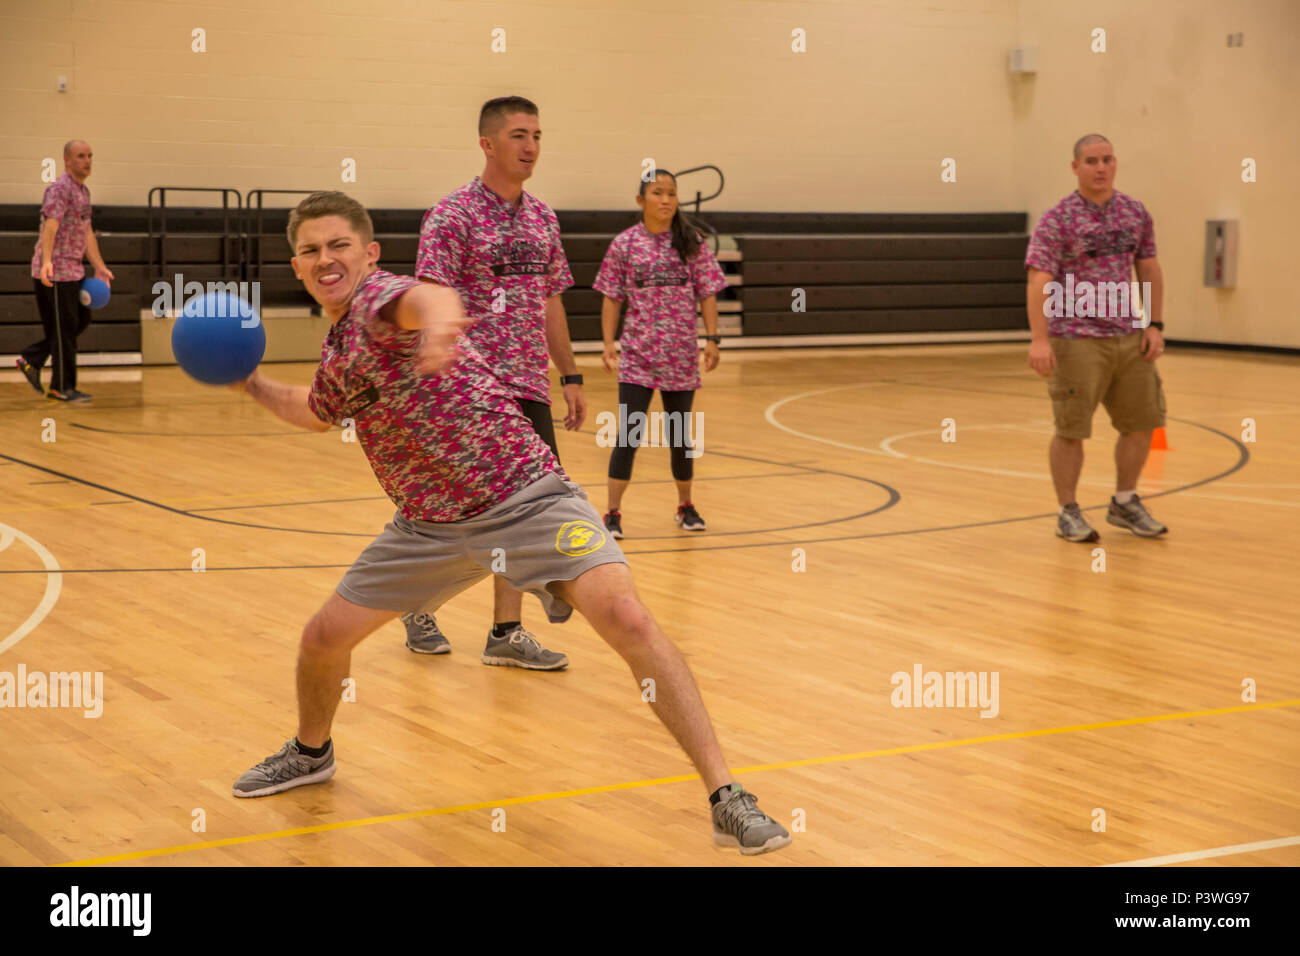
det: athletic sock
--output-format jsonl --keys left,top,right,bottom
{"left": 709, "top": 784, "right": 737, "bottom": 806}
{"left": 491, "top": 621, "right": 521, "bottom": 638}
{"left": 294, "top": 737, "right": 330, "bottom": 758}
{"left": 1114, "top": 490, "right": 1136, "bottom": 504}
{"left": 1060, "top": 502, "right": 1080, "bottom": 513}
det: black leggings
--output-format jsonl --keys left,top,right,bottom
{"left": 516, "top": 398, "right": 560, "bottom": 463}
{"left": 25, "top": 278, "right": 91, "bottom": 392}
{"left": 607, "top": 382, "right": 696, "bottom": 482}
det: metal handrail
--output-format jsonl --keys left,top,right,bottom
{"left": 146, "top": 186, "right": 242, "bottom": 282}
{"left": 244, "top": 188, "right": 319, "bottom": 280}
{"left": 673, "top": 164, "right": 724, "bottom": 215}
{"left": 673, "top": 165, "right": 724, "bottom": 253}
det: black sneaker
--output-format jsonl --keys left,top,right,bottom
{"left": 675, "top": 502, "right": 706, "bottom": 532}
{"left": 604, "top": 510, "right": 623, "bottom": 539}
{"left": 16, "top": 358, "right": 42, "bottom": 394}
{"left": 47, "top": 388, "right": 91, "bottom": 403}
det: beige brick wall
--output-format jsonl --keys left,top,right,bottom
{"left": 0, "top": 0, "right": 1019, "bottom": 211}
{"left": 2, "top": 0, "right": 1296, "bottom": 344}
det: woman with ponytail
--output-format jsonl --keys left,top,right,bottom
{"left": 592, "top": 169, "right": 728, "bottom": 538}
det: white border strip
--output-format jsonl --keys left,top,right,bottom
{"left": 1103, "top": 835, "right": 1300, "bottom": 867}
{"left": 0, "top": 352, "right": 142, "bottom": 367}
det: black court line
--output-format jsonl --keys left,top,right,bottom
{"left": 0, "top": 418, "right": 1251, "bottom": 573}
{"left": 0, "top": 447, "right": 900, "bottom": 540}
{"left": 189, "top": 495, "right": 387, "bottom": 513}
{"left": 622, "top": 416, "right": 1250, "bottom": 554}
{"left": 185, "top": 471, "right": 812, "bottom": 513}
{"left": 2, "top": 421, "right": 902, "bottom": 539}
{"left": 0, "top": 452, "right": 373, "bottom": 538}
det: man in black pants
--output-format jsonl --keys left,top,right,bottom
{"left": 18, "top": 140, "right": 114, "bottom": 402}
{"left": 408, "top": 95, "right": 585, "bottom": 668}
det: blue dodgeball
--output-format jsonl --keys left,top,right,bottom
{"left": 172, "top": 291, "right": 266, "bottom": 385}
{"left": 79, "top": 277, "right": 110, "bottom": 309}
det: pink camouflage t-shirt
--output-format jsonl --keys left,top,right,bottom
{"left": 1024, "top": 190, "right": 1157, "bottom": 339}
{"left": 306, "top": 269, "right": 564, "bottom": 523}
{"left": 592, "top": 223, "right": 728, "bottom": 392}
{"left": 30, "top": 173, "right": 92, "bottom": 282}
{"left": 416, "top": 177, "right": 574, "bottom": 405}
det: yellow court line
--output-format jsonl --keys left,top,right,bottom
{"left": 56, "top": 697, "right": 1300, "bottom": 867}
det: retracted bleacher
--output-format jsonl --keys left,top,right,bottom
{"left": 1, "top": 197, "right": 1028, "bottom": 364}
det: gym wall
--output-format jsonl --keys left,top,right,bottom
{"left": 1, "top": 0, "right": 1295, "bottom": 346}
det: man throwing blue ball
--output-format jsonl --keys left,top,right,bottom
{"left": 228, "top": 191, "right": 792, "bottom": 856}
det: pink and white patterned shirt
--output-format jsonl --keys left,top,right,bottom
{"left": 307, "top": 269, "right": 564, "bottom": 523}
{"left": 592, "top": 223, "right": 727, "bottom": 391}
{"left": 416, "top": 177, "right": 573, "bottom": 404}
{"left": 30, "top": 173, "right": 92, "bottom": 282}
{"left": 1024, "top": 190, "right": 1157, "bottom": 338}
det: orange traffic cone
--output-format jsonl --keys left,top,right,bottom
{"left": 1150, "top": 427, "right": 1169, "bottom": 450}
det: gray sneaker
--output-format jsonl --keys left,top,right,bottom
{"left": 1056, "top": 503, "right": 1099, "bottom": 543}
{"left": 1107, "top": 494, "right": 1168, "bottom": 537}
{"left": 403, "top": 612, "right": 451, "bottom": 654}
{"left": 711, "top": 783, "right": 792, "bottom": 855}
{"left": 481, "top": 625, "right": 569, "bottom": 670}
{"left": 233, "top": 739, "right": 335, "bottom": 798}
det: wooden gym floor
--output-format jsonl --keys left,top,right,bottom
{"left": 1, "top": 343, "right": 1297, "bottom": 866}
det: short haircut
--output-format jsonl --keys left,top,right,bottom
{"left": 286, "top": 191, "right": 375, "bottom": 250}
{"left": 479, "top": 96, "right": 539, "bottom": 137}
{"left": 1073, "top": 133, "right": 1111, "bottom": 159}
{"left": 63, "top": 140, "right": 86, "bottom": 158}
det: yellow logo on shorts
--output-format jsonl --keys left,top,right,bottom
{"left": 556, "top": 520, "right": 606, "bottom": 557}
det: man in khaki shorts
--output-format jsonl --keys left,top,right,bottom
{"left": 227, "top": 191, "right": 791, "bottom": 855}
{"left": 1025, "top": 133, "right": 1169, "bottom": 542}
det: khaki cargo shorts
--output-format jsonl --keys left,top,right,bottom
{"left": 1047, "top": 333, "right": 1166, "bottom": 439}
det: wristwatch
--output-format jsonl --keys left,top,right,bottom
{"left": 1148, "top": 321, "right": 1164, "bottom": 331}
{"left": 702, "top": 334, "right": 722, "bottom": 344}
{"left": 559, "top": 374, "right": 584, "bottom": 386}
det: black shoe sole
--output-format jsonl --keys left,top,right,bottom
{"left": 1056, "top": 529, "right": 1100, "bottom": 543}
{"left": 17, "top": 364, "right": 42, "bottom": 394}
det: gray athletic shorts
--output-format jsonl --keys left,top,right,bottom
{"left": 336, "top": 473, "right": 628, "bottom": 623}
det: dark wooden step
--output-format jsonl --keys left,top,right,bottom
{"left": 738, "top": 235, "right": 1028, "bottom": 261}
{"left": 741, "top": 282, "right": 1025, "bottom": 310}
{"left": 742, "top": 259, "right": 1027, "bottom": 285}
{"left": 743, "top": 307, "right": 1026, "bottom": 336}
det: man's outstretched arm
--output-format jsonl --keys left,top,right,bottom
{"left": 236, "top": 370, "right": 332, "bottom": 432}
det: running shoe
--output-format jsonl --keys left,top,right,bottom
{"left": 1107, "top": 494, "right": 1168, "bottom": 537}
{"left": 232, "top": 739, "right": 336, "bottom": 798}
{"left": 481, "top": 625, "right": 569, "bottom": 670}
{"left": 16, "top": 358, "right": 42, "bottom": 394}
{"left": 403, "top": 612, "right": 451, "bottom": 654}
{"left": 711, "top": 783, "right": 792, "bottom": 855}
{"left": 1055, "top": 503, "right": 1099, "bottom": 543}
{"left": 675, "top": 502, "right": 706, "bottom": 532}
